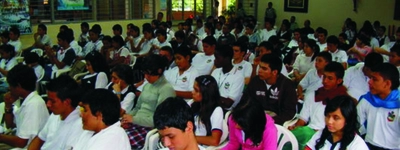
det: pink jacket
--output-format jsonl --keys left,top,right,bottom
{"left": 222, "top": 114, "right": 277, "bottom": 150}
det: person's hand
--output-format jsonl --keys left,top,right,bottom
{"left": 4, "top": 92, "right": 18, "bottom": 108}
{"left": 121, "top": 114, "right": 133, "bottom": 124}
{"left": 288, "top": 124, "right": 298, "bottom": 131}
{"left": 297, "top": 93, "right": 304, "bottom": 100}
{"left": 112, "top": 81, "right": 121, "bottom": 92}
{"left": 33, "top": 33, "right": 39, "bottom": 39}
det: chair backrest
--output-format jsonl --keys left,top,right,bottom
{"left": 219, "top": 110, "right": 231, "bottom": 144}
{"left": 276, "top": 124, "right": 299, "bottom": 150}
{"left": 129, "top": 53, "right": 137, "bottom": 68}
{"left": 143, "top": 129, "right": 159, "bottom": 150}
{"left": 31, "top": 48, "right": 44, "bottom": 57}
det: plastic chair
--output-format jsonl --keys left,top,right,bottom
{"left": 142, "top": 129, "right": 159, "bottom": 150}
{"left": 283, "top": 114, "right": 299, "bottom": 128}
{"left": 73, "top": 71, "right": 89, "bottom": 80}
{"left": 129, "top": 53, "right": 137, "bottom": 68}
{"left": 31, "top": 48, "right": 44, "bottom": 57}
{"left": 276, "top": 124, "right": 299, "bottom": 150}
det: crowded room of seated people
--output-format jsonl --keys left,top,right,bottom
{"left": 0, "top": 1, "right": 400, "bottom": 149}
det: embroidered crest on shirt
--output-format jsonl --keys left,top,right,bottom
{"left": 256, "top": 91, "right": 266, "bottom": 96}
{"left": 335, "top": 57, "right": 339, "bottom": 61}
{"left": 207, "top": 59, "right": 212, "bottom": 63}
{"left": 224, "top": 82, "right": 230, "bottom": 89}
{"left": 182, "top": 76, "right": 187, "bottom": 82}
{"left": 238, "top": 66, "right": 243, "bottom": 70}
{"left": 387, "top": 111, "right": 395, "bottom": 122}
{"left": 269, "top": 87, "right": 279, "bottom": 99}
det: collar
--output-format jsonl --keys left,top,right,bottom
{"left": 330, "top": 49, "right": 339, "bottom": 54}
{"left": 63, "top": 108, "right": 80, "bottom": 123}
{"left": 153, "top": 76, "right": 167, "bottom": 86}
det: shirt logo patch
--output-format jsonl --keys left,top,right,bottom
{"left": 207, "top": 59, "right": 212, "bottom": 63}
{"left": 256, "top": 91, "right": 266, "bottom": 96}
{"left": 182, "top": 76, "right": 187, "bottom": 82}
{"left": 224, "top": 82, "right": 230, "bottom": 89}
{"left": 269, "top": 87, "right": 279, "bottom": 99}
{"left": 238, "top": 66, "right": 243, "bottom": 70}
{"left": 387, "top": 111, "right": 395, "bottom": 122}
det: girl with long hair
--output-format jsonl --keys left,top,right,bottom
{"left": 80, "top": 51, "right": 109, "bottom": 90}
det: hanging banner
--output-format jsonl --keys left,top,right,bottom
{"left": 0, "top": 0, "right": 32, "bottom": 34}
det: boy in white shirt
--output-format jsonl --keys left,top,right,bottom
{"left": 153, "top": 29, "right": 171, "bottom": 54}
{"left": 260, "top": 19, "right": 277, "bottom": 42}
{"left": 8, "top": 27, "right": 22, "bottom": 54}
{"left": 287, "top": 29, "right": 300, "bottom": 49}
{"left": 154, "top": 97, "right": 205, "bottom": 150}
{"left": 357, "top": 63, "right": 400, "bottom": 149}
{"left": 28, "top": 75, "right": 84, "bottom": 150}
{"left": 83, "top": 29, "right": 103, "bottom": 57}
{"left": 74, "top": 89, "right": 131, "bottom": 150}
{"left": 195, "top": 19, "right": 205, "bottom": 37}
{"left": 326, "top": 35, "right": 348, "bottom": 69}
{"left": 0, "top": 65, "right": 49, "bottom": 149}
{"left": 317, "top": 28, "right": 328, "bottom": 51}
{"left": 232, "top": 42, "right": 253, "bottom": 85}
{"left": 192, "top": 36, "right": 216, "bottom": 75}
{"left": 78, "top": 22, "right": 90, "bottom": 47}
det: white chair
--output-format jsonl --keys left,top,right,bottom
{"left": 31, "top": 48, "right": 44, "bottom": 57}
{"left": 52, "top": 68, "right": 71, "bottom": 79}
{"left": 73, "top": 71, "right": 89, "bottom": 80}
{"left": 283, "top": 114, "right": 299, "bottom": 128}
{"left": 129, "top": 53, "right": 137, "bottom": 68}
{"left": 142, "top": 129, "right": 159, "bottom": 150}
{"left": 206, "top": 111, "right": 231, "bottom": 150}
{"left": 276, "top": 124, "right": 299, "bottom": 150}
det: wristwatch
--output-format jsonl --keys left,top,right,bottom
{"left": 5, "top": 107, "right": 13, "bottom": 114}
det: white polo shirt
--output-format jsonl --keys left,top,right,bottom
{"left": 140, "top": 38, "right": 157, "bottom": 55}
{"left": 8, "top": 39, "right": 22, "bottom": 53}
{"left": 106, "top": 83, "right": 136, "bottom": 112}
{"left": 0, "top": 57, "right": 17, "bottom": 77}
{"left": 73, "top": 122, "right": 131, "bottom": 150}
{"left": 211, "top": 67, "right": 244, "bottom": 110}
{"left": 299, "top": 91, "right": 326, "bottom": 130}
{"left": 306, "top": 130, "right": 368, "bottom": 150}
{"left": 343, "top": 63, "right": 369, "bottom": 100}
{"left": 192, "top": 53, "right": 215, "bottom": 76}
{"left": 318, "top": 42, "right": 327, "bottom": 51}
{"left": 299, "top": 68, "right": 323, "bottom": 92}
{"left": 38, "top": 109, "right": 84, "bottom": 150}
{"left": 232, "top": 59, "right": 252, "bottom": 79}
{"left": 287, "top": 39, "right": 298, "bottom": 49}
{"left": 37, "top": 34, "right": 52, "bottom": 46}
{"left": 15, "top": 91, "right": 49, "bottom": 149}
{"left": 293, "top": 54, "right": 315, "bottom": 74}
{"left": 164, "top": 66, "right": 199, "bottom": 96}
{"left": 194, "top": 107, "right": 223, "bottom": 136}
{"left": 357, "top": 97, "right": 400, "bottom": 149}
{"left": 260, "top": 28, "right": 277, "bottom": 41}
{"left": 329, "top": 49, "right": 348, "bottom": 64}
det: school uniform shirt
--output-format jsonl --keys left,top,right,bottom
{"left": 370, "top": 37, "right": 380, "bottom": 49}
{"left": 306, "top": 130, "right": 369, "bottom": 150}
{"left": 377, "top": 35, "right": 390, "bottom": 47}
{"left": 232, "top": 59, "right": 252, "bottom": 79}
{"left": 139, "top": 38, "right": 157, "bottom": 55}
{"left": 166, "top": 28, "right": 175, "bottom": 42}
{"left": 38, "top": 109, "right": 84, "bottom": 150}
{"left": 109, "top": 47, "right": 130, "bottom": 65}
{"left": 357, "top": 94, "right": 400, "bottom": 149}
{"left": 300, "top": 91, "right": 328, "bottom": 130}
{"left": 106, "top": 83, "right": 136, "bottom": 112}
{"left": 0, "top": 57, "right": 17, "bottom": 77}
{"left": 37, "top": 34, "right": 52, "bottom": 46}
{"left": 51, "top": 47, "right": 76, "bottom": 71}
{"left": 73, "top": 122, "right": 131, "bottom": 150}
{"left": 33, "top": 64, "right": 44, "bottom": 82}
{"left": 317, "top": 42, "right": 327, "bottom": 51}
{"left": 154, "top": 41, "right": 172, "bottom": 54}
{"left": 217, "top": 33, "right": 235, "bottom": 46}
{"left": 380, "top": 42, "right": 395, "bottom": 62}
{"left": 260, "top": 28, "right": 277, "bottom": 42}
{"left": 287, "top": 39, "right": 298, "bottom": 49}
{"left": 243, "top": 74, "right": 297, "bottom": 125}
{"left": 196, "top": 26, "right": 205, "bottom": 37}
{"left": 14, "top": 91, "right": 49, "bottom": 150}
{"left": 307, "top": 34, "right": 317, "bottom": 41}
{"left": 70, "top": 40, "right": 82, "bottom": 57}
{"left": 79, "top": 32, "right": 89, "bottom": 43}
{"left": 211, "top": 68, "right": 244, "bottom": 110}
{"left": 329, "top": 49, "right": 348, "bottom": 64}
{"left": 292, "top": 54, "right": 315, "bottom": 75}
{"left": 191, "top": 53, "right": 215, "bottom": 76}
{"left": 81, "top": 72, "right": 108, "bottom": 90}
{"left": 299, "top": 68, "right": 323, "bottom": 92}
{"left": 214, "top": 29, "right": 222, "bottom": 40}
{"left": 343, "top": 63, "right": 369, "bottom": 100}
{"left": 8, "top": 39, "right": 22, "bottom": 53}
{"left": 82, "top": 40, "right": 103, "bottom": 56}
{"left": 194, "top": 107, "right": 224, "bottom": 137}
{"left": 164, "top": 66, "right": 199, "bottom": 101}
{"left": 126, "top": 35, "right": 143, "bottom": 52}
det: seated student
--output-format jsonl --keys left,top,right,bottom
{"left": 8, "top": 27, "right": 22, "bottom": 54}
{"left": 188, "top": 34, "right": 204, "bottom": 53}
{"left": 106, "top": 64, "right": 136, "bottom": 113}
{"left": 80, "top": 51, "right": 109, "bottom": 90}
{"left": 0, "top": 45, "right": 18, "bottom": 78}
{"left": 300, "top": 20, "right": 314, "bottom": 35}
{"left": 344, "top": 52, "right": 383, "bottom": 100}
{"left": 287, "top": 28, "right": 301, "bottom": 49}
{"left": 305, "top": 95, "right": 368, "bottom": 150}
{"left": 112, "top": 24, "right": 124, "bottom": 38}
{"left": 153, "top": 29, "right": 171, "bottom": 54}
{"left": 170, "top": 30, "right": 189, "bottom": 51}
{"left": 99, "top": 35, "right": 112, "bottom": 56}
{"left": 260, "top": 18, "right": 277, "bottom": 42}
{"left": 191, "top": 75, "right": 224, "bottom": 146}
{"left": 389, "top": 44, "right": 400, "bottom": 73}
{"left": 159, "top": 46, "right": 176, "bottom": 70}
{"left": 376, "top": 26, "right": 390, "bottom": 47}
{"left": 326, "top": 35, "right": 348, "bottom": 69}
{"left": 297, "top": 52, "right": 332, "bottom": 99}
{"left": 28, "top": 24, "right": 52, "bottom": 51}
{"left": 73, "top": 89, "right": 131, "bottom": 150}
{"left": 192, "top": 36, "right": 216, "bottom": 76}
{"left": 1, "top": 31, "right": 9, "bottom": 45}
{"left": 232, "top": 41, "right": 253, "bottom": 85}
{"left": 91, "top": 24, "right": 104, "bottom": 40}
{"left": 199, "top": 22, "right": 214, "bottom": 40}
{"left": 217, "top": 24, "right": 235, "bottom": 46}
{"left": 245, "top": 23, "right": 260, "bottom": 53}
{"left": 277, "top": 20, "right": 292, "bottom": 43}
{"left": 222, "top": 100, "right": 277, "bottom": 150}
{"left": 154, "top": 97, "right": 206, "bottom": 150}
{"left": 338, "top": 33, "right": 352, "bottom": 52}
{"left": 28, "top": 75, "right": 84, "bottom": 150}
{"left": 164, "top": 46, "right": 199, "bottom": 101}
{"left": 347, "top": 34, "right": 372, "bottom": 62}
{"left": 308, "top": 27, "right": 321, "bottom": 41}
{"left": 0, "top": 65, "right": 49, "bottom": 149}
{"left": 292, "top": 39, "right": 320, "bottom": 83}
{"left": 126, "top": 25, "right": 142, "bottom": 52}
{"left": 106, "top": 35, "right": 130, "bottom": 68}
{"left": 78, "top": 22, "right": 90, "bottom": 47}
{"left": 214, "top": 21, "right": 223, "bottom": 40}
{"left": 82, "top": 28, "right": 103, "bottom": 57}
{"left": 253, "top": 41, "right": 289, "bottom": 78}
{"left": 158, "top": 22, "right": 174, "bottom": 42}
{"left": 211, "top": 45, "right": 244, "bottom": 110}
{"left": 137, "top": 27, "right": 157, "bottom": 57}
{"left": 121, "top": 54, "right": 175, "bottom": 149}
{"left": 317, "top": 28, "right": 328, "bottom": 51}
{"left": 194, "top": 19, "right": 205, "bottom": 37}
{"left": 357, "top": 63, "right": 400, "bottom": 150}
{"left": 231, "top": 23, "right": 244, "bottom": 40}
{"left": 289, "top": 62, "right": 348, "bottom": 149}
{"left": 24, "top": 52, "right": 44, "bottom": 82}
{"left": 245, "top": 54, "right": 297, "bottom": 125}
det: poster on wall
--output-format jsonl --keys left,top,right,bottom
{"left": 0, "top": 0, "right": 32, "bottom": 34}
{"left": 57, "top": 0, "right": 90, "bottom": 11}
{"left": 160, "top": 0, "right": 166, "bottom": 11}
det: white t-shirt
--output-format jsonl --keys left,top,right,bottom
{"left": 357, "top": 97, "right": 400, "bottom": 149}
{"left": 38, "top": 109, "right": 84, "bottom": 150}
{"left": 194, "top": 107, "right": 224, "bottom": 141}
{"left": 8, "top": 39, "right": 22, "bottom": 53}
{"left": 154, "top": 41, "right": 172, "bottom": 54}
{"left": 140, "top": 38, "right": 157, "bottom": 55}
{"left": 126, "top": 35, "right": 143, "bottom": 52}
{"left": 192, "top": 53, "right": 215, "bottom": 76}
{"left": 232, "top": 59, "right": 252, "bottom": 78}
{"left": 0, "top": 57, "right": 17, "bottom": 77}
{"left": 70, "top": 40, "right": 83, "bottom": 57}
{"left": 329, "top": 49, "right": 348, "bottom": 64}
{"left": 37, "top": 34, "right": 52, "bottom": 46}
{"left": 317, "top": 42, "right": 327, "bottom": 51}
{"left": 211, "top": 68, "right": 244, "bottom": 110}
{"left": 370, "top": 38, "right": 380, "bottom": 49}
{"left": 82, "top": 72, "right": 108, "bottom": 89}
{"left": 73, "top": 122, "right": 131, "bottom": 150}
{"left": 306, "top": 130, "right": 368, "bottom": 150}
{"left": 293, "top": 54, "right": 315, "bottom": 74}
{"left": 343, "top": 63, "right": 369, "bottom": 100}
{"left": 214, "top": 29, "right": 222, "bottom": 40}
{"left": 287, "top": 39, "right": 298, "bottom": 49}
{"left": 106, "top": 83, "right": 136, "bottom": 112}
{"left": 33, "top": 65, "right": 44, "bottom": 82}
{"left": 299, "top": 68, "right": 323, "bottom": 92}
{"left": 299, "top": 91, "right": 326, "bottom": 130}
{"left": 83, "top": 40, "right": 103, "bottom": 56}
{"left": 164, "top": 66, "right": 199, "bottom": 101}
{"left": 260, "top": 28, "right": 277, "bottom": 42}
{"left": 15, "top": 91, "right": 49, "bottom": 149}
{"left": 196, "top": 26, "right": 205, "bottom": 37}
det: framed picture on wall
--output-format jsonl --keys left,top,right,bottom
{"left": 284, "top": 0, "right": 309, "bottom": 13}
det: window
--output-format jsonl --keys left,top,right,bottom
{"left": 170, "top": 0, "right": 206, "bottom": 20}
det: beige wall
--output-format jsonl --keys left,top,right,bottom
{"left": 257, "top": 0, "right": 400, "bottom": 36}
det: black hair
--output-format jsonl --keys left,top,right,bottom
{"left": 246, "top": 23, "right": 255, "bottom": 30}
{"left": 64, "top": 28, "right": 75, "bottom": 41}
{"left": 152, "top": 20, "right": 160, "bottom": 28}
{"left": 142, "top": 54, "right": 168, "bottom": 76}
{"left": 112, "top": 35, "right": 125, "bottom": 47}
{"left": 204, "top": 23, "right": 215, "bottom": 35}
{"left": 324, "top": 62, "right": 345, "bottom": 80}
{"left": 154, "top": 97, "right": 194, "bottom": 132}
{"left": 131, "top": 25, "right": 140, "bottom": 37}
{"left": 364, "top": 52, "right": 383, "bottom": 68}
{"left": 111, "top": 64, "right": 133, "bottom": 85}
{"left": 158, "top": 12, "right": 164, "bottom": 16}
{"left": 166, "top": 21, "right": 172, "bottom": 28}
{"left": 316, "top": 51, "right": 332, "bottom": 63}
{"left": 315, "top": 95, "right": 359, "bottom": 150}
{"left": 9, "top": 27, "right": 20, "bottom": 37}
{"left": 142, "top": 23, "right": 152, "bottom": 32}
{"left": 292, "top": 28, "right": 301, "bottom": 34}
{"left": 191, "top": 75, "right": 220, "bottom": 135}
{"left": 202, "top": 35, "right": 217, "bottom": 46}
{"left": 390, "top": 44, "right": 400, "bottom": 57}
{"left": 264, "top": 18, "right": 275, "bottom": 26}
{"left": 91, "top": 24, "right": 102, "bottom": 32}
{"left": 0, "top": 44, "right": 16, "bottom": 58}
{"left": 155, "top": 29, "right": 167, "bottom": 37}
{"left": 175, "top": 30, "right": 186, "bottom": 40}
{"left": 215, "top": 45, "right": 233, "bottom": 59}
{"left": 89, "top": 28, "right": 101, "bottom": 36}
{"left": 356, "top": 34, "right": 370, "bottom": 45}
{"left": 38, "top": 23, "right": 47, "bottom": 31}
{"left": 112, "top": 24, "right": 123, "bottom": 33}
{"left": 196, "top": 18, "right": 203, "bottom": 24}
{"left": 304, "top": 39, "right": 320, "bottom": 61}
{"left": 160, "top": 46, "right": 173, "bottom": 56}
{"left": 85, "top": 51, "right": 110, "bottom": 74}
{"left": 379, "top": 26, "right": 386, "bottom": 33}
{"left": 81, "top": 89, "right": 121, "bottom": 126}
{"left": 81, "top": 22, "right": 89, "bottom": 29}
{"left": 258, "top": 41, "right": 274, "bottom": 51}
{"left": 7, "top": 64, "right": 37, "bottom": 91}
{"left": 338, "top": 33, "right": 347, "bottom": 40}
{"left": 102, "top": 35, "right": 112, "bottom": 43}
{"left": 327, "top": 35, "right": 339, "bottom": 45}
{"left": 46, "top": 75, "right": 82, "bottom": 107}
{"left": 127, "top": 23, "right": 135, "bottom": 29}
{"left": 1, "top": 30, "right": 9, "bottom": 40}
{"left": 60, "top": 25, "right": 69, "bottom": 31}
{"left": 159, "top": 22, "right": 168, "bottom": 29}
{"left": 174, "top": 45, "right": 192, "bottom": 59}
{"left": 233, "top": 41, "right": 247, "bottom": 53}
{"left": 371, "top": 63, "right": 400, "bottom": 90}
{"left": 231, "top": 100, "right": 266, "bottom": 146}
{"left": 260, "top": 54, "right": 282, "bottom": 72}
{"left": 143, "top": 27, "right": 155, "bottom": 38}
{"left": 317, "top": 28, "right": 328, "bottom": 37}
{"left": 24, "top": 52, "right": 39, "bottom": 64}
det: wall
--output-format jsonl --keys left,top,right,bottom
{"left": 257, "top": 0, "right": 400, "bottom": 36}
